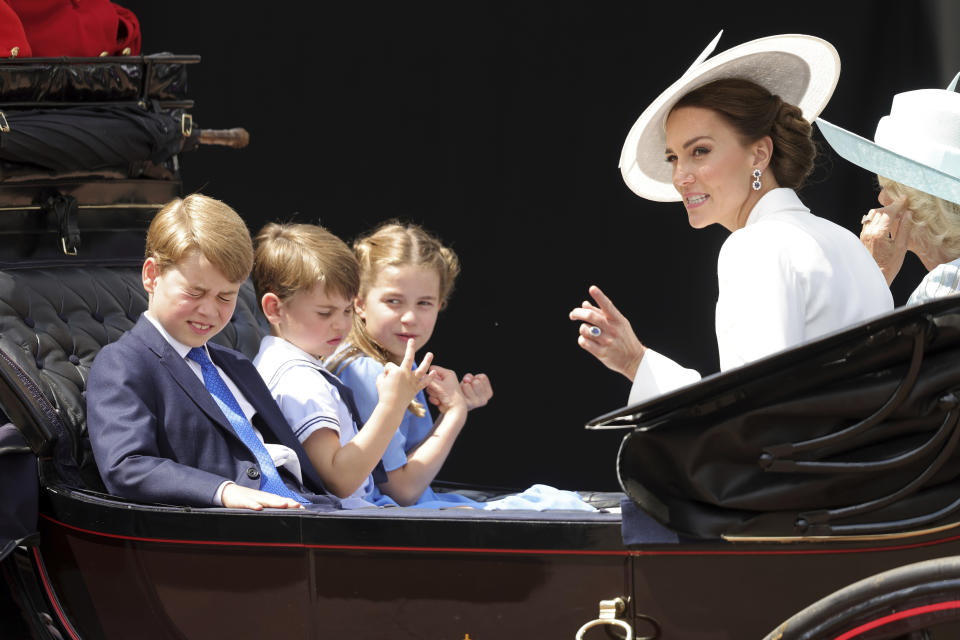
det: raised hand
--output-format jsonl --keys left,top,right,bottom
{"left": 568, "top": 285, "right": 646, "bottom": 381}
{"left": 221, "top": 482, "right": 305, "bottom": 510}
{"left": 460, "top": 373, "right": 492, "bottom": 410}
{"left": 860, "top": 196, "right": 914, "bottom": 286}
{"left": 376, "top": 338, "right": 436, "bottom": 410}
{"left": 425, "top": 365, "right": 468, "bottom": 415}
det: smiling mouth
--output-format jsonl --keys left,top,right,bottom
{"left": 188, "top": 321, "right": 213, "bottom": 332}
{"left": 686, "top": 194, "right": 708, "bottom": 208}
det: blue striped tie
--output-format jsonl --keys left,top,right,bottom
{"left": 187, "top": 347, "right": 307, "bottom": 504}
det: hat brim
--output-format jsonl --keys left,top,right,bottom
{"left": 619, "top": 34, "right": 840, "bottom": 202}
{"left": 816, "top": 118, "right": 960, "bottom": 207}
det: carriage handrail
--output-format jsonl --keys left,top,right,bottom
{"left": 760, "top": 321, "right": 929, "bottom": 466}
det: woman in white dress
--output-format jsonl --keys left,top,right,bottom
{"left": 569, "top": 33, "right": 893, "bottom": 404}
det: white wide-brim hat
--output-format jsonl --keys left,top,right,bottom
{"left": 619, "top": 31, "right": 841, "bottom": 202}
{"left": 816, "top": 73, "right": 960, "bottom": 207}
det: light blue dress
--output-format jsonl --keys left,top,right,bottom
{"left": 331, "top": 347, "right": 479, "bottom": 508}
{"left": 330, "top": 345, "right": 596, "bottom": 512}
{"left": 907, "top": 258, "right": 960, "bottom": 305}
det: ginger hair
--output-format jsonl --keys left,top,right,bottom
{"left": 252, "top": 222, "right": 359, "bottom": 304}
{"left": 145, "top": 194, "right": 253, "bottom": 283}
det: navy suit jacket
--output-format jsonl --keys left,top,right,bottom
{"left": 87, "top": 316, "right": 333, "bottom": 507}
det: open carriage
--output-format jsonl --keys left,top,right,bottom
{"left": 5, "top": 55, "right": 960, "bottom": 640}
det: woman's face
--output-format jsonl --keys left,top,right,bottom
{"left": 665, "top": 106, "right": 762, "bottom": 231}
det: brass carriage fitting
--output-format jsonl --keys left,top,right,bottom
{"left": 600, "top": 597, "right": 626, "bottom": 618}
{"left": 60, "top": 237, "right": 77, "bottom": 257}
{"left": 575, "top": 597, "right": 635, "bottom": 640}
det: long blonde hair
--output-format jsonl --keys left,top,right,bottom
{"left": 327, "top": 221, "right": 460, "bottom": 417}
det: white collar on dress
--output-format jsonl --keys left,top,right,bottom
{"left": 743, "top": 187, "right": 808, "bottom": 227}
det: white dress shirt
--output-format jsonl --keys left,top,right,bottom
{"left": 629, "top": 188, "right": 894, "bottom": 404}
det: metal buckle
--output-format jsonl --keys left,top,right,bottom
{"left": 181, "top": 113, "right": 193, "bottom": 137}
{"left": 61, "top": 237, "right": 78, "bottom": 257}
{"left": 0, "top": 111, "right": 9, "bottom": 133}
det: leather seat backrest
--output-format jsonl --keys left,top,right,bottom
{"left": 0, "top": 265, "right": 267, "bottom": 489}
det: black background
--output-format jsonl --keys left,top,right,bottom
{"left": 124, "top": 1, "right": 958, "bottom": 491}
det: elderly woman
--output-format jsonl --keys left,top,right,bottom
{"left": 570, "top": 33, "right": 893, "bottom": 404}
{"left": 816, "top": 74, "right": 960, "bottom": 305}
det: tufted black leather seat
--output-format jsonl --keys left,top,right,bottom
{"left": 0, "top": 265, "right": 268, "bottom": 491}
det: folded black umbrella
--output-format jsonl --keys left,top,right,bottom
{"left": 0, "top": 104, "right": 247, "bottom": 178}
{"left": 0, "top": 104, "right": 185, "bottom": 172}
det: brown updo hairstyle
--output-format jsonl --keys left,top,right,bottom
{"left": 672, "top": 78, "right": 816, "bottom": 189}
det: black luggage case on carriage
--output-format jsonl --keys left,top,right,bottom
{"left": 0, "top": 54, "right": 202, "bottom": 266}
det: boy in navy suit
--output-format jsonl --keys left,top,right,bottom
{"left": 87, "top": 194, "right": 337, "bottom": 510}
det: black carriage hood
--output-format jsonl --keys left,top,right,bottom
{"left": 595, "top": 297, "right": 960, "bottom": 540}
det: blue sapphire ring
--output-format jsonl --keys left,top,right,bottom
{"left": 588, "top": 326, "right": 602, "bottom": 338}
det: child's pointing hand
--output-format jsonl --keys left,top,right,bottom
{"left": 377, "top": 338, "right": 435, "bottom": 409}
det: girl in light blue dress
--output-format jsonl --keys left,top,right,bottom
{"left": 326, "top": 222, "right": 493, "bottom": 508}
{"left": 329, "top": 222, "right": 596, "bottom": 512}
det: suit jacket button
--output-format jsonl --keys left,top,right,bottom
{"left": 246, "top": 467, "right": 260, "bottom": 480}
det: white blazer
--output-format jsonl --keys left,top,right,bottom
{"left": 629, "top": 188, "right": 894, "bottom": 404}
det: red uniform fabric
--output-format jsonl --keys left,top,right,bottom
{"left": 0, "top": 2, "right": 31, "bottom": 58}
{"left": 1, "top": 0, "right": 140, "bottom": 58}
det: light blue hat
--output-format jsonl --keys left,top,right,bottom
{"left": 816, "top": 73, "right": 960, "bottom": 206}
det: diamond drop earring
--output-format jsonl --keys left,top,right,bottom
{"left": 751, "top": 169, "right": 762, "bottom": 191}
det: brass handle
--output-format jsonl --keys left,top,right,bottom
{"left": 197, "top": 127, "right": 250, "bottom": 149}
{"left": 575, "top": 597, "right": 633, "bottom": 640}
{"left": 575, "top": 618, "right": 633, "bottom": 640}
